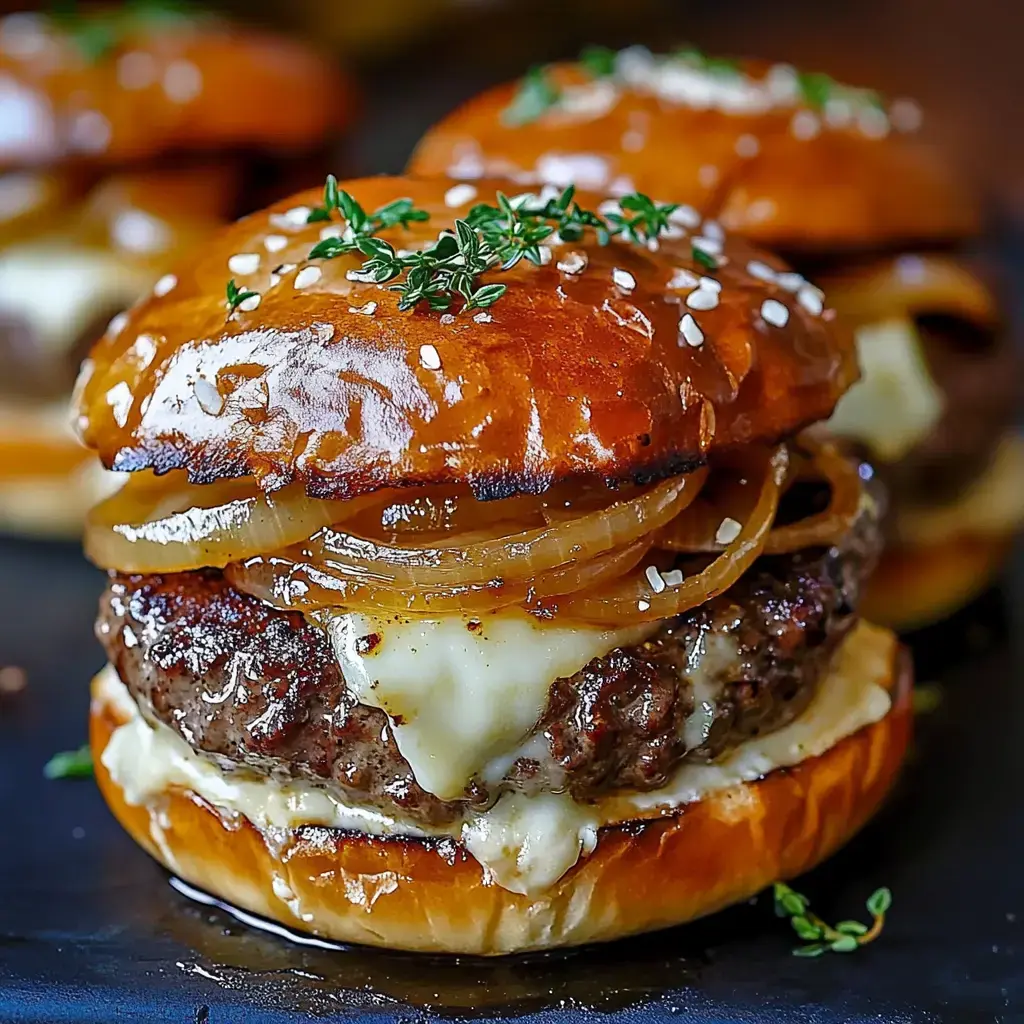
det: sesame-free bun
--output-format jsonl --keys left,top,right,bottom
{"left": 74, "top": 174, "right": 857, "bottom": 500}
{"left": 90, "top": 624, "right": 912, "bottom": 955}
{"left": 0, "top": 8, "right": 351, "bottom": 170}
{"left": 408, "top": 58, "right": 978, "bottom": 250}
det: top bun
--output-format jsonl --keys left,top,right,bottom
{"left": 408, "top": 50, "right": 978, "bottom": 251}
{"left": 74, "top": 174, "right": 857, "bottom": 500}
{"left": 0, "top": 7, "right": 350, "bottom": 170}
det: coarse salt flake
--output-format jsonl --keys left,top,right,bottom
{"left": 797, "top": 285, "right": 825, "bottom": 316}
{"left": 237, "top": 293, "right": 261, "bottom": 313}
{"left": 645, "top": 566, "right": 667, "bottom": 594}
{"left": 264, "top": 234, "right": 288, "bottom": 253}
{"left": 662, "top": 569, "right": 684, "bottom": 587}
{"left": 419, "top": 344, "right": 441, "bottom": 370}
{"left": 228, "top": 252, "right": 260, "bottom": 275}
{"left": 612, "top": 268, "right": 636, "bottom": 291}
{"left": 293, "top": 266, "right": 322, "bottom": 290}
{"left": 669, "top": 268, "right": 700, "bottom": 290}
{"left": 686, "top": 287, "right": 719, "bottom": 311}
{"left": 761, "top": 298, "right": 790, "bottom": 327}
{"left": 747, "top": 260, "right": 777, "bottom": 283}
{"left": 557, "top": 251, "right": 588, "bottom": 275}
{"left": 715, "top": 517, "right": 742, "bottom": 545}
{"left": 679, "top": 313, "right": 704, "bottom": 347}
{"left": 348, "top": 301, "right": 377, "bottom": 316}
{"left": 473, "top": 311, "right": 493, "bottom": 323}
{"left": 444, "top": 183, "right": 477, "bottom": 207}
{"left": 153, "top": 273, "right": 177, "bottom": 297}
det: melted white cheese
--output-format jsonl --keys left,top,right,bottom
{"left": 316, "top": 609, "right": 653, "bottom": 801}
{"left": 0, "top": 241, "right": 151, "bottom": 356}
{"left": 96, "top": 622, "right": 894, "bottom": 897}
{"left": 828, "top": 318, "right": 945, "bottom": 463}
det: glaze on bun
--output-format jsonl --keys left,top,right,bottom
{"left": 82, "top": 174, "right": 909, "bottom": 954}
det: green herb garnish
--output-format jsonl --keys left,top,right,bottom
{"left": 49, "top": 0, "right": 196, "bottom": 62}
{"left": 774, "top": 883, "right": 892, "bottom": 957}
{"left": 604, "top": 193, "right": 680, "bottom": 245}
{"left": 44, "top": 745, "right": 93, "bottom": 780}
{"left": 580, "top": 45, "right": 617, "bottom": 78}
{"left": 502, "top": 65, "right": 561, "bottom": 126}
{"left": 692, "top": 244, "right": 718, "bottom": 270}
{"left": 306, "top": 175, "right": 429, "bottom": 250}
{"left": 670, "top": 45, "right": 739, "bottom": 76}
{"left": 796, "top": 70, "right": 835, "bottom": 111}
{"left": 302, "top": 180, "right": 693, "bottom": 315}
{"left": 226, "top": 278, "right": 258, "bottom": 311}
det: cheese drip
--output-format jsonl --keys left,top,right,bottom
{"left": 97, "top": 622, "right": 894, "bottom": 896}
{"left": 828, "top": 318, "right": 944, "bottom": 463}
{"left": 316, "top": 609, "right": 655, "bottom": 801}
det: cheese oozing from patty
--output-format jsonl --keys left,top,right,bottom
{"left": 315, "top": 609, "right": 656, "bottom": 801}
{"left": 828, "top": 317, "right": 945, "bottom": 463}
{"left": 97, "top": 622, "right": 894, "bottom": 896}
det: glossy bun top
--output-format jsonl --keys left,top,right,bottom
{"left": 408, "top": 49, "right": 978, "bottom": 251}
{"left": 75, "top": 174, "right": 857, "bottom": 500}
{"left": 0, "top": 6, "right": 351, "bottom": 170}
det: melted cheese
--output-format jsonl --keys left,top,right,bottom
{"left": 828, "top": 318, "right": 944, "bottom": 462}
{"left": 0, "top": 241, "right": 151, "bottom": 355}
{"left": 316, "top": 609, "right": 653, "bottom": 801}
{"left": 96, "top": 621, "right": 894, "bottom": 896}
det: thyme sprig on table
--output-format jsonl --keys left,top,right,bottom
{"left": 773, "top": 883, "right": 892, "bottom": 957}
{"left": 307, "top": 184, "right": 679, "bottom": 314}
{"left": 43, "top": 745, "right": 93, "bottom": 780}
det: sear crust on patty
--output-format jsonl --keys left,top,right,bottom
{"left": 97, "top": 498, "right": 880, "bottom": 826}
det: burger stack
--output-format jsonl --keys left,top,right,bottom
{"left": 0, "top": 3, "right": 350, "bottom": 536}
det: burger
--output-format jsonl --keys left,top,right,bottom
{"left": 0, "top": 3, "right": 351, "bottom": 536}
{"left": 408, "top": 48, "right": 1023, "bottom": 629}
{"left": 81, "top": 174, "right": 911, "bottom": 955}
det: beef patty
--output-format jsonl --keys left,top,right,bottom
{"left": 97, "top": 497, "right": 881, "bottom": 826}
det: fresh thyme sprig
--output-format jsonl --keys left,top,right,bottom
{"left": 307, "top": 185, "right": 684, "bottom": 315}
{"left": 50, "top": 0, "right": 195, "bottom": 62}
{"left": 226, "top": 278, "right": 257, "bottom": 311}
{"left": 44, "top": 745, "right": 93, "bottom": 780}
{"left": 580, "top": 44, "right": 617, "bottom": 78}
{"left": 773, "top": 883, "right": 892, "bottom": 957}
{"left": 502, "top": 64, "right": 561, "bottom": 126}
{"left": 672, "top": 45, "right": 740, "bottom": 77}
{"left": 306, "top": 175, "right": 429, "bottom": 255}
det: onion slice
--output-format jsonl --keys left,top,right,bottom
{"left": 554, "top": 446, "right": 789, "bottom": 625}
{"left": 84, "top": 471, "right": 360, "bottom": 573}
{"left": 300, "top": 470, "right": 708, "bottom": 591}
{"left": 226, "top": 537, "right": 654, "bottom": 616}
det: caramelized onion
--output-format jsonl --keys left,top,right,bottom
{"left": 226, "top": 537, "right": 653, "bottom": 615}
{"left": 553, "top": 446, "right": 789, "bottom": 625}
{"left": 763, "top": 435, "right": 862, "bottom": 555}
{"left": 84, "top": 471, "right": 360, "bottom": 573}
{"left": 298, "top": 470, "right": 707, "bottom": 592}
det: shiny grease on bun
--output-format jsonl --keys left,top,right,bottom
{"left": 408, "top": 53, "right": 978, "bottom": 250}
{"left": 74, "top": 174, "right": 857, "bottom": 499}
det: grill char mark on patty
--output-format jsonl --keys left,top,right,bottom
{"left": 96, "top": 495, "right": 880, "bottom": 826}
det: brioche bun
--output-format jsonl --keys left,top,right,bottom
{"left": 91, "top": 627, "right": 911, "bottom": 956}
{"left": 74, "top": 174, "right": 856, "bottom": 500}
{"left": 0, "top": 9, "right": 351, "bottom": 170}
{"left": 408, "top": 58, "right": 977, "bottom": 250}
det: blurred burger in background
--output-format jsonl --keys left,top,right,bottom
{"left": 409, "top": 47, "right": 1023, "bottom": 629}
{"left": 0, "top": 1, "right": 352, "bottom": 536}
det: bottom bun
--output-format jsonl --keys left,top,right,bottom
{"left": 91, "top": 632, "right": 912, "bottom": 956}
{"left": 863, "top": 534, "right": 1013, "bottom": 632}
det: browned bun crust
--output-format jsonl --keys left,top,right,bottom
{"left": 0, "top": 10, "right": 351, "bottom": 170}
{"left": 408, "top": 60, "right": 978, "bottom": 250}
{"left": 90, "top": 636, "right": 911, "bottom": 955}
{"left": 74, "top": 174, "right": 857, "bottom": 500}
{"left": 863, "top": 534, "right": 1014, "bottom": 631}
